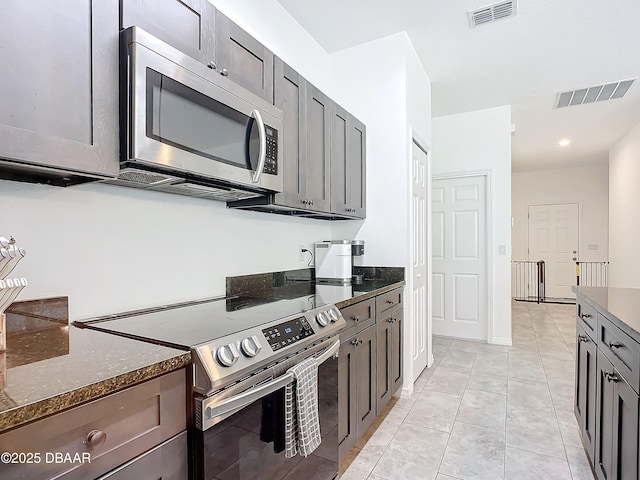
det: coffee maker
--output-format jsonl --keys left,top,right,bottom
{"left": 314, "top": 240, "right": 365, "bottom": 284}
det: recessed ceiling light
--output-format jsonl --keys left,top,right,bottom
{"left": 558, "top": 139, "right": 571, "bottom": 147}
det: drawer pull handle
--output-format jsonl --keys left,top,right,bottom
{"left": 604, "top": 371, "right": 619, "bottom": 383}
{"left": 578, "top": 335, "right": 589, "bottom": 343}
{"left": 608, "top": 341, "right": 623, "bottom": 349}
{"left": 581, "top": 313, "right": 592, "bottom": 319}
{"left": 351, "top": 316, "right": 360, "bottom": 323}
{"left": 387, "top": 300, "right": 394, "bottom": 305}
{"left": 86, "top": 429, "right": 107, "bottom": 449}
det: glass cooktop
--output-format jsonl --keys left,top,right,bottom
{"left": 74, "top": 294, "right": 327, "bottom": 350}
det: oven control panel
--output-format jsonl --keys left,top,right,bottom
{"left": 262, "top": 316, "right": 315, "bottom": 351}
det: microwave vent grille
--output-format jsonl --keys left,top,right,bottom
{"left": 118, "top": 169, "right": 174, "bottom": 185}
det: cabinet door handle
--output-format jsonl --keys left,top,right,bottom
{"left": 608, "top": 341, "right": 623, "bottom": 349}
{"left": 220, "top": 68, "right": 229, "bottom": 76}
{"left": 351, "top": 316, "right": 360, "bottom": 323}
{"left": 207, "top": 61, "right": 217, "bottom": 70}
{"left": 351, "top": 338, "right": 362, "bottom": 346}
{"left": 578, "top": 335, "right": 589, "bottom": 343}
{"left": 581, "top": 313, "right": 592, "bottom": 319}
{"left": 604, "top": 371, "right": 619, "bottom": 383}
{"left": 387, "top": 318, "right": 394, "bottom": 323}
{"left": 86, "top": 429, "right": 107, "bottom": 449}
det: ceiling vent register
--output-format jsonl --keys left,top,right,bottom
{"left": 468, "top": 1, "right": 516, "bottom": 28}
{"left": 555, "top": 79, "right": 636, "bottom": 108}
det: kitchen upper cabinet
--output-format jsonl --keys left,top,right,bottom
{"left": 272, "top": 58, "right": 306, "bottom": 208}
{"left": 214, "top": 11, "right": 274, "bottom": 102}
{"left": 330, "top": 104, "right": 366, "bottom": 219}
{"left": 121, "top": 0, "right": 216, "bottom": 67}
{"left": 594, "top": 350, "right": 639, "bottom": 480}
{"left": 575, "top": 323, "right": 597, "bottom": 462}
{"left": 304, "top": 84, "right": 332, "bottom": 213}
{"left": 0, "top": 0, "right": 119, "bottom": 184}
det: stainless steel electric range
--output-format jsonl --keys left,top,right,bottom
{"left": 76, "top": 294, "right": 346, "bottom": 480}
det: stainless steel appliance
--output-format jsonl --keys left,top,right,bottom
{"left": 111, "top": 27, "right": 284, "bottom": 202}
{"left": 76, "top": 294, "right": 345, "bottom": 480}
{"left": 315, "top": 240, "right": 365, "bottom": 284}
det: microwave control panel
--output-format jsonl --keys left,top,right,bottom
{"left": 264, "top": 126, "right": 278, "bottom": 175}
{"left": 262, "top": 315, "right": 314, "bottom": 351}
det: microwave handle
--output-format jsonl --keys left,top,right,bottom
{"left": 250, "top": 109, "right": 267, "bottom": 183}
{"left": 202, "top": 339, "right": 340, "bottom": 426}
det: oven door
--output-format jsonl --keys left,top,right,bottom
{"left": 124, "top": 28, "right": 283, "bottom": 193}
{"left": 192, "top": 340, "right": 339, "bottom": 480}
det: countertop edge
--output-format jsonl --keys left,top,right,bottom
{"left": 0, "top": 352, "right": 191, "bottom": 434}
{"left": 335, "top": 281, "right": 405, "bottom": 308}
{"left": 573, "top": 287, "right": 640, "bottom": 344}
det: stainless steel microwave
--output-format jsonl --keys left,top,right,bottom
{"left": 110, "top": 27, "right": 284, "bottom": 201}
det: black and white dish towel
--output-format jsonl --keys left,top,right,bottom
{"left": 284, "top": 356, "right": 322, "bottom": 458}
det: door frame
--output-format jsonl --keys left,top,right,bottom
{"left": 432, "top": 170, "right": 493, "bottom": 343}
{"left": 403, "top": 130, "right": 431, "bottom": 399}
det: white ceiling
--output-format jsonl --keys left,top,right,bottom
{"left": 276, "top": 0, "right": 640, "bottom": 171}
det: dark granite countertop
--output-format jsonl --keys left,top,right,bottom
{"left": 226, "top": 267, "right": 405, "bottom": 309}
{"left": 0, "top": 298, "right": 190, "bottom": 434}
{"left": 573, "top": 286, "right": 640, "bottom": 344}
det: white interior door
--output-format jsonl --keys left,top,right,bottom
{"left": 528, "top": 203, "right": 579, "bottom": 299}
{"left": 432, "top": 175, "right": 488, "bottom": 341}
{"left": 411, "top": 140, "right": 428, "bottom": 380}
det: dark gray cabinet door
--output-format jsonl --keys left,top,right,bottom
{"left": 0, "top": 0, "right": 119, "bottom": 180}
{"left": 215, "top": 11, "right": 274, "bottom": 102}
{"left": 355, "top": 325, "right": 376, "bottom": 440}
{"left": 338, "top": 334, "right": 357, "bottom": 460}
{"left": 121, "top": 0, "right": 216, "bottom": 67}
{"left": 390, "top": 309, "right": 403, "bottom": 395}
{"left": 376, "top": 317, "right": 393, "bottom": 413}
{"left": 575, "top": 323, "right": 597, "bottom": 462}
{"left": 305, "top": 84, "right": 332, "bottom": 212}
{"left": 330, "top": 103, "right": 350, "bottom": 216}
{"left": 348, "top": 116, "right": 367, "bottom": 218}
{"left": 595, "top": 350, "right": 640, "bottom": 480}
{"left": 273, "top": 57, "right": 306, "bottom": 209}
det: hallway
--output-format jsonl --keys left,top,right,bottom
{"left": 340, "top": 301, "right": 595, "bottom": 480}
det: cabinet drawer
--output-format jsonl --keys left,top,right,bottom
{"left": 598, "top": 314, "right": 640, "bottom": 393}
{"left": 0, "top": 369, "right": 186, "bottom": 480}
{"left": 376, "top": 288, "right": 403, "bottom": 316}
{"left": 339, "top": 298, "right": 375, "bottom": 340}
{"left": 577, "top": 299, "right": 597, "bottom": 341}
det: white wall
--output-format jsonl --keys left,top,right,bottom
{"left": 512, "top": 164, "right": 609, "bottom": 263}
{"left": 432, "top": 106, "right": 512, "bottom": 345}
{"left": 609, "top": 120, "right": 640, "bottom": 287}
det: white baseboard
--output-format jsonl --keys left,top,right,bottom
{"left": 427, "top": 353, "right": 435, "bottom": 368}
{"left": 490, "top": 336, "right": 513, "bottom": 346}
{"left": 401, "top": 383, "right": 414, "bottom": 399}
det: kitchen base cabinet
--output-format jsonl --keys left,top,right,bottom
{"left": 594, "top": 351, "right": 639, "bottom": 480}
{"left": 575, "top": 322, "right": 597, "bottom": 462}
{"left": 376, "top": 309, "right": 403, "bottom": 414}
{"left": 0, "top": 369, "right": 186, "bottom": 480}
{"left": 338, "top": 325, "right": 376, "bottom": 460}
{"left": 338, "top": 286, "right": 404, "bottom": 461}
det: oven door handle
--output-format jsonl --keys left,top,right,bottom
{"left": 250, "top": 109, "right": 266, "bottom": 184}
{"left": 203, "top": 340, "right": 340, "bottom": 425}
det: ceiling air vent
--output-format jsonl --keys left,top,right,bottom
{"left": 555, "top": 79, "right": 636, "bottom": 108}
{"left": 468, "top": 1, "right": 516, "bottom": 28}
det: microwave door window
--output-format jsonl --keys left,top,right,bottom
{"left": 146, "top": 69, "right": 252, "bottom": 170}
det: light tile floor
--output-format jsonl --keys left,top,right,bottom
{"left": 340, "top": 301, "right": 596, "bottom": 480}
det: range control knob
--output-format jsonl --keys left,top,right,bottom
{"left": 316, "top": 311, "right": 329, "bottom": 327}
{"left": 240, "top": 335, "right": 262, "bottom": 357}
{"left": 328, "top": 308, "right": 340, "bottom": 322}
{"left": 216, "top": 343, "right": 240, "bottom": 367}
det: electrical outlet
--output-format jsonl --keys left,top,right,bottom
{"left": 299, "top": 245, "right": 305, "bottom": 261}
